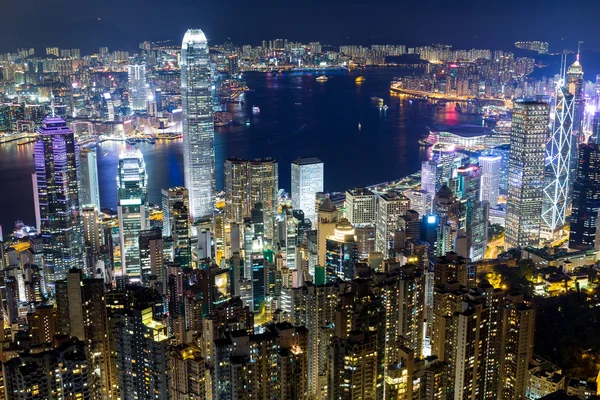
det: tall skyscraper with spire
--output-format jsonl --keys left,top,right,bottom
{"left": 34, "top": 115, "right": 83, "bottom": 281}
{"left": 567, "top": 45, "right": 585, "bottom": 137}
{"left": 541, "top": 54, "right": 575, "bottom": 240}
{"left": 181, "top": 29, "right": 215, "bottom": 220}
{"left": 567, "top": 47, "right": 585, "bottom": 200}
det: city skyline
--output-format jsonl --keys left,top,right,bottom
{"left": 2, "top": 0, "right": 600, "bottom": 54}
{"left": 0, "top": 19, "right": 599, "bottom": 399}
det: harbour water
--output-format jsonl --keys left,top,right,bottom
{"left": 0, "top": 68, "right": 482, "bottom": 231}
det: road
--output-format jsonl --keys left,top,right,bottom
{"left": 486, "top": 234, "right": 505, "bottom": 259}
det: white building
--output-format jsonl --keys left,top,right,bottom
{"left": 479, "top": 154, "right": 501, "bottom": 207}
{"left": 375, "top": 192, "right": 410, "bottom": 254}
{"left": 79, "top": 148, "right": 101, "bottom": 211}
{"left": 181, "top": 29, "right": 215, "bottom": 220}
{"left": 405, "top": 189, "right": 430, "bottom": 217}
{"left": 345, "top": 187, "right": 376, "bottom": 226}
{"left": 127, "top": 58, "right": 147, "bottom": 112}
{"left": 291, "top": 157, "right": 324, "bottom": 224}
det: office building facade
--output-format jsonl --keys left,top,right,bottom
{"left": 182, "top": 29, "right": 215, "bottom": 220}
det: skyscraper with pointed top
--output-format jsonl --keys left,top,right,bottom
{"left": 181, "top": 29, "right": 215, "bottom": 220}
{"left": 34, "top": 115, "right": 83, "bottom": 281}
{"left": 541, "top": 53, "right": 575, "bottom": 240}
{"left": 567, "top": 47, "right": 584, "bottom": 138}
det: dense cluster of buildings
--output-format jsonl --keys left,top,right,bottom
{"left": 0, "top": 29, "right": 598, "bottom": 400}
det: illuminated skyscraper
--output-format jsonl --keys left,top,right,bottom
{"left": 138, "top": 228, "right": 164, "bottom": 284}
{"left": 224, "top": 157, "right": 248, "bottom": 224}
{"left": 111, "top": 306, "right": 170, "bottom": 399}
{"left": 127, "top": 57, "right": 147, "bottom": 112}
{"left": 3, "top": 339, "right": 92, "bottom": 400}
{"left": 455, "top": 165, "right": 488, "bottom": 261}
{"left": 329, "top": 331, "right": 378, "bottom": 400}
{"left": 248, "top": 158, "right": 278, "bottom": 239}
{"left": 344, "top": 187, "right": 377, "bottom": 226}
{"left": 569, "top": 144, "right": 600, "bottom": 249}
{"left": 225, "top": 157, "right": 279, "bottom": 239}
{"left": 161, "top": 186, "right": 189, "bottom": 238}
{"left": 181, "top": 29, "right": 215, "bottom": 220}
{"left": 325, "top": 218, "right": 358, "bottom": 281}
{"left": 433, "top": 185, "right": 461, "bottom": 257}
{"left": 542, "top": 56, "right": 575, "bottom": 239}
{"left": 161, "top": 187, "right": 191, "bottom": 267}
{"left": 478, "top": 154, "right": 501, "bottom": 207}
{"left": 505, "top": 102, "right": 549, "bottom": 248}
{"left": 117, "top": 150, "right": 149, "bottom": 278}
{"left": 82, "top": 205, "right": 102, "bottom": 254}
{"left": 375, "top": 191, "right": 411, "bottom": 254}
{"left": 291, "top": 157, "right": 324, "bottom": 224}
{"left": 567, "top": 54, "right": 584, "bottom": 139}
{"left": 34, "top": 116, "right": 83, "bottom": 281}
{"left": 501, "top": 297, "right": 536, "bottom": 400}
{"left": 79, "top": 148, "right": 101, "bottom": 210}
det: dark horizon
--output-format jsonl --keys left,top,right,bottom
{"left": 2, "top": 0, "right": 599, "bottom": 54}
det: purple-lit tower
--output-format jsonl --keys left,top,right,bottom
{"left": 34, "top": 116, "right": 83, "bottom": 282}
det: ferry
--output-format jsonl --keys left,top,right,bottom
{"left": 316, "top": 75, "right": 328, "bottom": 82}
{"left": 371, "top": 97, "right": 384, "bottom": 108}
{"left": 383, "top": 105, "right": 389, "bottom": 111}
{"left": 252, "top": 106, "right": 260, "bottom": 114}
{"left": 355, "top": 76, "right": 365, "bottom": 83}
{"left": 16, "top": 138, "right": 37, "bottom": 146}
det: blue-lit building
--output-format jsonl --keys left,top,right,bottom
{"left": 34, "top": 116, "right": 83, "bottom": 282}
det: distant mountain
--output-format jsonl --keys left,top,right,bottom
{"left": 0, "top": 18, "right": 143, "bottom": 54}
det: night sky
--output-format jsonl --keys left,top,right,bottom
{"left": 2, "top": 0, "right": 599, "bottom": 53}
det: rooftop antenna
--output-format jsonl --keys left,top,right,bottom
{"left": 577, "top": 41, "right": 584, "bottom": 61}
{"left": 50, "top": 91, "right": 55, "bottom": 118}
{"left": 559, "top": 50, "right": 567, "bottom": 85}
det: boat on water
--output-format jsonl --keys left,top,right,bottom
{"left": 383, "top": 105, "right": 389, "bottom": 111}
{"left": 103, "top": 150, "right": 109, "bottom": 156}
{"left": 16, "top": 138, "right": 37, "bottom": 146}
{"left": 246, "top": 119, "right": 251, "bottom": 126}
{"left": 371, "top": 97, "right": 384, "bottom": 108}
{"left": 316, "top": 75, "right": 328, "bottom": 82}
{"left": 252, "top": 106, "right": 260, "bottom": 114}
{"left": 418, "top": 138, "right": 434, "bottom": 147}
{"left": 355, "top": 76, "right": 365, "bottom": 83}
